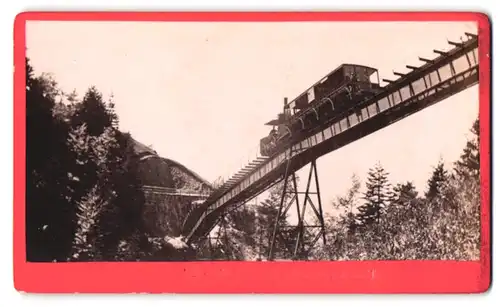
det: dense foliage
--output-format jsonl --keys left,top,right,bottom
{"left": 26, "top": 59, "right": 180, "bottom": 261}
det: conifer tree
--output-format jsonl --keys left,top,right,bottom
{"left": 71, "top": 86, "right": 114, "bottom": 136}
{"left": 356, "top": 162, "right": 391, "bottom": 226}
{"left": 67, "top": 87, "right": 147, "bottom": 260}
{"left": 454, "top": 117, "right": 480, "bottom": 180}
{"left": 71, "top": 185, "right": 107, "bottom": 261}
{"left": 425, "top": 160, "right": 448, "bottom": 200}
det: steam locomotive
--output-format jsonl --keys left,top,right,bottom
{"left": 260, "top": 64, "right": 381, "bottom": 157}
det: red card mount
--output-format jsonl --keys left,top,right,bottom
{"left": 13, "top": 11, "right": 491, "bottom": 294}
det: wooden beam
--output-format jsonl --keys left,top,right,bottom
{"left": 419, "top": 57, "right": 433, "bottom": 63}
{"left": 448, "top": 40, "right": 463, "bottom": 47}
{"left": 433, "top": 49, "right": 447, "bottom": 56}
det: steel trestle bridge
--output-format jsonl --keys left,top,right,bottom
{"left": 178, "top": 33, "right": 480, "bottom": 260}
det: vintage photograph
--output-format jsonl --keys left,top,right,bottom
{"left": 25, "top": 20, "right": 480, "bottom": 262}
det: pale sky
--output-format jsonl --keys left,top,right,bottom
{"left": 26, "top": 21, "right": 479, "bottom": 213}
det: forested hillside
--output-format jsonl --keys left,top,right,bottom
{"left": 26, "top": 58, "right": 198, "bottom": 261}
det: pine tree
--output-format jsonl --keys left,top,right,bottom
{"left": 66, "top": 87, "right": 114, "bottom": 211}
{"left": 356, "top": 162, "right": 391, "bottom": 226}
{"left": 71, "top": 86, "right": 114, "bottom": 136}
{"left": 66, "top": 122, "right": 116, "bottom": 260}
{"left": 425, "top": 160, "right": 448, "bottom": 200}
{"left": 454, "top": 117, "right": 480, "bottom": 180}
{"left": 71, "top": 186, "right": 107, "bottom": 261}
{"left": 66, "top": 87, "right": 147, "bottom": 261}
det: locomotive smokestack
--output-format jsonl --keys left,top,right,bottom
{"left": 284, "top": 97, "right": 288, "bottom": 105}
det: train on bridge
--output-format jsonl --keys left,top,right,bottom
{"left": 260, "top": 64, "right": 382, "bottom": 157}
{"left": 182, "top": 32, "right": 479, "bottom": 253}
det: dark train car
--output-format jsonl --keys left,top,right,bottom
{"left": 342, "top": 64, "right": 380, "bottom": 94}
{"left": 288, "top": 64, "right": 380, "bottom": 113}
{"left": 260, "top": 64, "right": 380, "bottom": 157}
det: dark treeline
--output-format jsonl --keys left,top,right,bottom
{"left": 26, "top": 59, "right": 186, "bottom": 262}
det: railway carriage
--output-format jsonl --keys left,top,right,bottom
{"left": 260, "top": 64, "right": 380, "bottom": 157}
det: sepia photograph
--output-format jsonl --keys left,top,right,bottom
{"left": 24, "top": 19, "right": 482, "bottom": 263}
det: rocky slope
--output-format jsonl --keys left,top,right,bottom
{"left": 131, "top": 139, "right": 213, "bottom": 238}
